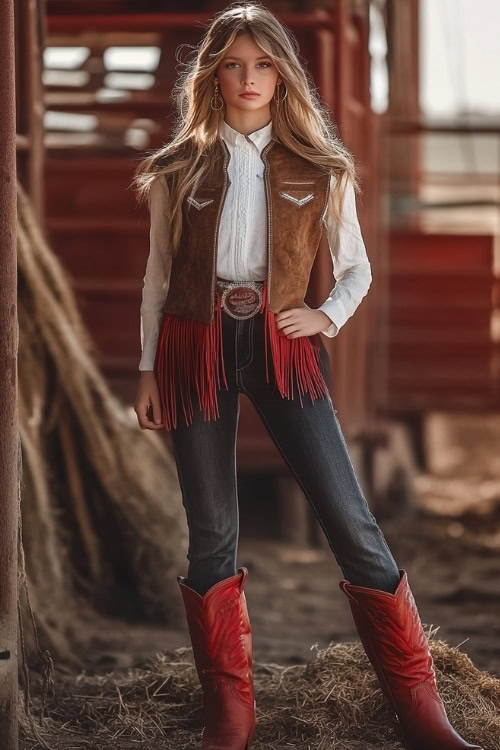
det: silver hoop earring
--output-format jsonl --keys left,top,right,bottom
{"left": 211, "top": 83, "right": 224, "bottom": 111}
{"left": 273, "top": 82, "right": 288, "bottom": 103}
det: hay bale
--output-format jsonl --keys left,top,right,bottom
{"left": 16, "top": 180, "right": 188, "bottom": 677}
{"left": 19, "top": 638, "right": 500, "bottom": 750}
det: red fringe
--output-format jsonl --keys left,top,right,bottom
{"left": 154, "top": 292, "right": 227, "bottom": 431}
{"left": 154, "top": 280, "right": 327, "bottom": 430}
{"left": 262, "top": 281, "right": 327, "bottom": 406}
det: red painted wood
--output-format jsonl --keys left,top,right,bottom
{"left": 386, "top": 228, "right": 496, "bottom": 413}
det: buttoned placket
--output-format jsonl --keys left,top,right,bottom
{"left": 234, "top": 132, "right": 251, "bottom": 278}
{"left": 222, "top": 124, "right": 270, "bottom": 387}
{"left": 219, "top": 120, "right": 271, "bottom": 283}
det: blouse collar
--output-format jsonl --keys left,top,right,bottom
{"left": 219, "top": 118, "right": 273, "bottom": 154}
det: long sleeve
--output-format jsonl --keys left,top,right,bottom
{"left": 317, "top": 178, "right": 372, "bottom": 337}
{"left": 138, "top": 176, "right": 172, "bottom": 371}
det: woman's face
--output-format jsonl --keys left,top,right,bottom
{"left": 214, "top": 31, "right": 281, "bottom": 114}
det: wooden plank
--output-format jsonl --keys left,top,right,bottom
{"left": 0, "top": 0, "right": 18, "bottom": 746}
{"left": 390, "top": 231, "right": 494, "bottom": 271}
{"left": 49, "top": 236, "right": 147, "bottom": 278}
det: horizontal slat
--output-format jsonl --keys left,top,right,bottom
{"left": 46, "top": 219, "right": 147, "bottom": 232}
{"left": 44, "top": 161, "right": 148, "bottom": 218}
{"left": 390, "top": 294, "right": 491, "bottom": 310}
{"left": 50, "top": 241, "right": 148, "bottom": 279}
{"left": 389, "top": 367, "right": 491, "bottom": 383}
{"left": 390, "top": 341, "right": 492, "bottom": 357}
{"left": 74, "top": 280, "right": 141, "bottom": 294}
{"left": 388, "top": 307, "right": 490, "bottom": 325}
{"left": 389, "top": 275, "right": 491, "bottom": 297}
{"left": 389, "top": 328, "right": 490, "bottom": 345}
{"left": 383, "top": 392, "right": 499, "bottom": 413}
{"left": 389, "top": 231, "right": 494, "bottom": 272}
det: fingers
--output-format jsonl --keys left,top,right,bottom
{"left": 135, "top": 398, "right": 164, "bottom": 430}
{"left": 275, "top": 308, "right": 321, "bottom": 338}
{"left": 150, "top": 393, "right": 164, "bottom": 427}
{"left": 277, "top": 318, "right": 302, "bottom": 337}
{"left": 279, "top": 325, "right": 294, "bottom": 337}
{"left": 275, "top": 309, "right": 295, "bottom": 336}
{"left": 275, "top": 308, "right": 295, "bottom": 325}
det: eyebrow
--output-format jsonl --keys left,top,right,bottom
{"left": 222, "top": 55, "right": 272, "bottom": 60}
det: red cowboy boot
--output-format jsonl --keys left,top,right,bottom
{"left": 177, "top": 567, "right": 257, "bottom": 750}
{"left": 339, "top": 570, "right": 482, "bottom": 750}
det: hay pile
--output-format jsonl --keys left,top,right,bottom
{"left": 16, "top": 180, "right": 188, "bottom": 676}
{"left": 19, "top": 636, "right": 500, "bottom": 750}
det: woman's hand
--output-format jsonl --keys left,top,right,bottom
{"left": 275, "top": 304, "right": 333, "bottom": 338}
{"left": 134, "top": 371, "right": 165, "bottom": 429}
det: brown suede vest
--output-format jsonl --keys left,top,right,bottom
{"left": 162, "top": 137, "right": 331, "bottom": 324}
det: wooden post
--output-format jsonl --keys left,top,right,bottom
{"left": 0, "top": 0, "right": 19, "bottom": 747}
{"left": 386, "top": 0, "right": 421, "bottom": 197}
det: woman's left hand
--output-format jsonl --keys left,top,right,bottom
{"left": 275, "top": 304, "right": 333, "bottom": 338}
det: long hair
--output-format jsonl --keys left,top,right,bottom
{"left": 131, "top": 2, "right": 358, "bottom": 260}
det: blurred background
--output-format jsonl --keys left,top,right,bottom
{"left": 8, "top": 0, "right": 500, "bottom": 725}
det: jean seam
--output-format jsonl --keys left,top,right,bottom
{"left": 170, "top": 439, "right": 193, "bottom": 563}
{"left": 170, "top": 391, "right": 241, "bottom": 583}
{"left": 238, "top": 384, "right": 346, "bottom": 577}
{"left": 233, "top": 395, "right": 241, "bottom": 574}
{"left": 236, "top": 315, "right": 255, "bottom": 371}
{"left": 235, "top": 320, "right": 241, "bottom": 387}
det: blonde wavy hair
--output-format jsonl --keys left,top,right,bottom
{"left": 132, "top": 1, "right": 358, "bottom": 260}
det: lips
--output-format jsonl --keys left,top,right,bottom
{"left": 240, "top": 92, "right": 260, "bottom": 98}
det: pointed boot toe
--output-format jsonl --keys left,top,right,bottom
{"left": 340, "top": 571, "right": 482, "bottom": 750}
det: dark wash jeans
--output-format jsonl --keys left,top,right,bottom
{"left": 169, "top": 304, "right": 400, "bottom": 597}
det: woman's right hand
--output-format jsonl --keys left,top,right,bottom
{"left": 134, "top": 371, "right": 165, "bottom": 429}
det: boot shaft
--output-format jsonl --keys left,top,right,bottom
{"left": 178, "top": 568, "right": 255, "bottom": 706}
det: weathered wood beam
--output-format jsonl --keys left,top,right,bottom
{"left": 0, "top": 0, "right": 19, "bottom": 747}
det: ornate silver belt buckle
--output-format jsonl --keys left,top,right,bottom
{"left": 220, "top": 281, "right": 263, "bottom": 320}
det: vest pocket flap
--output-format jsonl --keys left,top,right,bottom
{"left": 185, "top": 192, "right": 216, "bottom": 210}
{"left": 279, "top": 189, "right": 315, "bottom": 207}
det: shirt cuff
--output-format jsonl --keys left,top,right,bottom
{"left": 317, "top": 299, "right": 347, "bottom": 337}
{"left": 138, "top": 343, "right": 157, "bottom": 371}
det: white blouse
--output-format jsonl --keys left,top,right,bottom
{"left": 139, "top": 118, "right": 372, "bottom": 371}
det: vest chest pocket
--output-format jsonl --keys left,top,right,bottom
{"left": 279, "top": 189, "right": 315, "bottom": 207}
{"left": 185, "top": 185, "right": 220, "bottom": 211}
{"left": 279, "top": 181, "right": 316, "bottom": 207}
{"left": 186, "top": 194, "right": 215, "bottom": 210}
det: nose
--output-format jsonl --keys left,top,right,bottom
{"left": 241, "top": 66, "right": 255, "bottom": 85}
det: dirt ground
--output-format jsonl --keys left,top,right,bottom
{"left": 83, "top": 411, "right": 500, "bottom": 679}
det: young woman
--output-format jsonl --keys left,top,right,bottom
{"left": 132, "top": 5, "right": 481, "bottom": 750}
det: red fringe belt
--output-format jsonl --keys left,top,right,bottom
{"left": 154, "top": 280, "right": 327, "bottom": 431}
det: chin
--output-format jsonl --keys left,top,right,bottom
{"left": 234, "top": 98, "right": 269, "bottom": 110}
